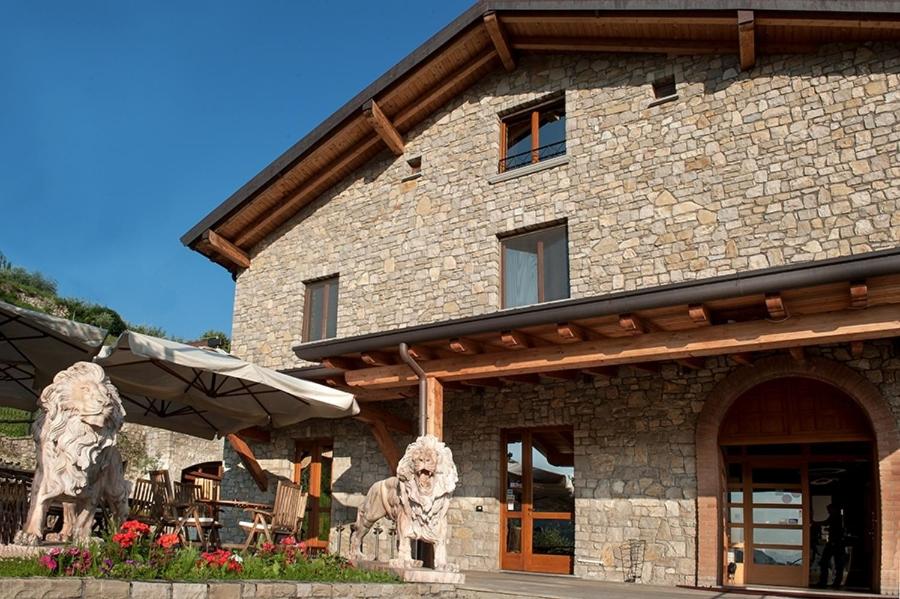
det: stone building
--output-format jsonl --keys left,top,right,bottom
{"left": 182, "top": 2, "right": 900, "bottom": 594}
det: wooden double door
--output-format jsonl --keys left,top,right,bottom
{"left": 500, "top": 427, "right": 575, "bottom": 574}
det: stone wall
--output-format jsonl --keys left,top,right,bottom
{"left": 217, "top": 341, "right": 899, "bottom": 586}
{"left": 232, "top": 44, "right": 900, "bottom": 371}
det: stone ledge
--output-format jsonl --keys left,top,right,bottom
{"left": 486, "top": 155, "right": 569, "bottom": 184}
{"left": 0, "top": 578, "right": 459, "bottom": 599}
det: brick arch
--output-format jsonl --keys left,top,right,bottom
{"left": 695, "top": 356, "right": 900, "bottom": 594}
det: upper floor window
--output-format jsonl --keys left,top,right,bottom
{"left": 303, "top": 275, "right": 338, "bottom": 342}
{"left": 499, "top": 97, "right": 566, "bottom": 173}
{"left": 501, "top": 225, "right": 569, "bottom": 308}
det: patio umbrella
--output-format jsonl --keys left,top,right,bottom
{"left": 95, "top": 331, "right": 359, "bottom": 440}
{"left": 0, "top": 299, "right": 107, "bottom": 411}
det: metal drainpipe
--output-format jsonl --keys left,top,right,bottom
{"left": 398, "top": 342, "right": 426, "bottom": 437}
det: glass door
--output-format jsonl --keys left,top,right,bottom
{"left": 501, "top": 428, "right": 574, "bottom": 574}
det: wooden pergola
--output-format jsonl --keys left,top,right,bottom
{"left": 292, "top": 255, "right": 900, "bottom": 469}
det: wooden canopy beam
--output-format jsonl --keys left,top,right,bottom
{"left": 363, "top": 99, "right": 405, "bottom": 156}
{"left": 738, "top": 10, "right": 756, "bottom": 71}
{"left": 368, "top": 420, "right": 400, "bottom": 475}
{"left": 203, "top": 229, "right": 250, "bottom": 270}
{"left": 483, "top": 12, "right": 516, "bottom": 71}
{"left": 226, "top": 434, "right": 267, "bottom": 492}
{"left": 345, "top": 304, "right": 900, "bottom": 388}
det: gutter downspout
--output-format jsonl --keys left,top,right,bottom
{"left": 399, "top": 342, "right": 426, "bottom": 437}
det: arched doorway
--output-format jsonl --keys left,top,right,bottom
{"left": 695, "top": 357, "right": 900, "bottom": 595}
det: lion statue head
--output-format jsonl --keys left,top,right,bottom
{"left": 396, "top": 435, "right": 458, "bottom": 516}
{"left": 35, "top": 361, "right": 125, "bottom": 497}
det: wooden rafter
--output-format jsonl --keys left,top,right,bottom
{"left": 677, "top": 358, "right": 706, "bottom": 371}
{"left": 344, "top": 304, "right": 900, "bottom": 388}
{"left": 408, "top": 345, "right": 437, "bottom": 361}
{"left": 542, "top": 370, "right": 582, "bottom": 381}
{"left": 501, "top": 330, "right": 531, "bottom": 350}
{"left": 360, "top": 350, "right": 397, "bottom": 366}
{"left": 850, "top": 281, "right": 868, "bottom": 308}
{"left": 501, "top": 373, "right": 542, "bottom": 385}
{"left": 738, "top": 10, "right": 756, "bottom": 70}
{"left": 557, "top": 322, "right": 588, "bottom": 342}
{"left": 321, "top": 357, "right": 358, "bottom": 370}
{"left": 512, "top": 37, "right": 735, "bottom": 55}
{"left": 450, "top": 337, "right": 481, "bottom": 354}
{"left": 363, "top": 99, "right": 405, "bottom": 156}
{"left": 689, "top": 304, "right": 712, "bottom": 326}
{"left": 582, "top": 366, "right": 618, "bottom": 378}
{"left": 618, "top": 314, "right": 647, "bottom": 335}
{"left": 202, "top": 229, "right": 250, "bottom": 269}
{"left": 730, "top": 353, "right": 754, "bottom": 366}
{"left": 765, "top": 292, "right": 788, "bottom": 319}
{"left": 483, "top": 12, "right": 515, "bottom": 71}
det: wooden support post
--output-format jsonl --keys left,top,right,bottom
{"left": 203, "top": 229, "right": 250, "bottom": 270}
{"left": 226, "top": 434, "right": 267, "bottom": 492}
{"left": 425, "top": 377, "right": 443, "bottom": 439}
{"left": 738, "top": 10, "right": 756, "bottom": 71}
{"left": 362, "top": 99, "right": 405, "bottom": 156}
{"left": 483, "top": 12, "right": 516, "bottom": 71}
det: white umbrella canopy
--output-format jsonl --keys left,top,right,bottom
{"left": 0, "top": 299, "right": 107, "bottom": 411}
{"left": 95, "top": 331, "right": 359, "bottom": 440}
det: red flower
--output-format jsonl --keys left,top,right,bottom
{"left": 157, "top": 533, "right": 180, "bottom": 549}
{"left": 112, "top": 531, "right": 137, "bottom": 549}
{"left": 259, "top": 541, "right": 276, "bottom": 555}
{"left": 280, "top": 536, "right": 297, "bottom": 546}
{"left": 226, "top": 559, "right": 243, "bottom": 572}
{"left": 121, "top": 520, "right": 151, "bottom": 536}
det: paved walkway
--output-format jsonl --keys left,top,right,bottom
{"left": 459, "top": 571, "right": 888, "bottom": 599}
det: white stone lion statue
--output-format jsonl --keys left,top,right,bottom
{"left": 350, "top": 434, "right": 459, "bottom": 572}
{"left": 15, "top": 361, "right": 129, "bottom": 545}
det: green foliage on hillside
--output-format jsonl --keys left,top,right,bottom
{"left": 0, "top": 406, "right": 31, "bottom": 437}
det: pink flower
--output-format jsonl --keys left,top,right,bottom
{"left": 38, "top": 555, "right": 57, "bottom": 571}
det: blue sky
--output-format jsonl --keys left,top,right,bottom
{"left": 0, "top": 1, "right": 471, "bottom": 340}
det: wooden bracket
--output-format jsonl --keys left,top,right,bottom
{"left": 360, "top": 351, "right": 397, "bottom": 366}
{"left": 484, "top": 12, "right": 516, "bottom": 71}
{"left": 226, "top": 434, "right": 267, "bottom": 492}
{"left": 765, "top": 293, "right": 788, "bottom": 320}
{"left": 368, "top": 421, "right": 400, "bottom": 475}
{"left": 738, "top": 10, "right": 756, "bottom": 71}
{"left": 355, "top": 404, "right": 414, "bottom": 435}
{"left": 501, "top": 330, "right": 531, "bottom": 350}
{"left": 677, "top": 358, "right": 706, "bottom": 371}
{"left": 203, "top": 229, "right": 250, "bottom": 270}
{"left": 850, "top": 340, "right": 864, "bottom": 358}
{"left": 582, "top": 366, "right": 619, "bottom": 378}
{"left": 788, "top": 347, "right": 806, "bottom": 362}
{"left": 449, "top": 337, "right": 481, "bottom": 354}
{"left": 850, "top": 281, "right": 868, "bottom": 309}
{"left": 363, "top": 99, "right": 405, "bottom": 156}
{"left": 689, "top": 304, "right": 712, "bottom": 326}
{"left": 557, "top": 322, "right": 588, "bottom": 342}
{"left": 730, "top": 353, "right": 754, "bottom": 366}
{"left": 618, "top": 314, "right": 647, "bottom": 335}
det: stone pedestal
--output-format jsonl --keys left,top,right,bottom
{"left": 354, "top": 559, "right": 466, "bottom": 584}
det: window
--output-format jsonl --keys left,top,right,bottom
{"left": 652, "top": 74, "right": 677, "bottom": 99}
{"left": 499, "top": 98, "right": 566, "bottom": 173}
{"left": 294, "top": 440, "right": 333, "bottom": 550}
{"left": 501, "top": 225, "right": 569, "bottom": 308}
{"left": 302, "top": 276, "right": 338, "bottom": 342}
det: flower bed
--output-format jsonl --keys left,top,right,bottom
{"left": 0, "top": 520, "right": 397, "bottom": 583}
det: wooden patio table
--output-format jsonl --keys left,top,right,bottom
{"left": 199, "top": 498, "right": 271, "bottom": 511}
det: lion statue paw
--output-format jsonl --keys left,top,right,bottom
{"left": 12, "top": 531, "right": 41, "bottom": 546}
{"left": 436, "top": 562, "right": 460, "bottom": 573}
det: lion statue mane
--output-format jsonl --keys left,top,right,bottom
{"left": 350, "top": 434, "right": 459, "bottom": 571}
{"left": 15, "top": 361, "right": 129, "bottom": 545}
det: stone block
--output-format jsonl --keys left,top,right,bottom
{"left": 8, "top": 578, "right": 82, "bottom": 599}
{"left": 172, "top": 583, "right": 208, "bottom": 599}
{"left": 132, "top": 582, "right": 171, "bottom": 599}
{"left": 207, "top": 583, "right": 241, "bottom": 599}
{"left": 84, "top": 579, "right": 130, "bottom": 599}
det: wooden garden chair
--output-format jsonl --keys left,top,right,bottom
{"left": 239, "top": 480, "right": 307, "bottom": 550}
{"left": 169, "top": 482, "right": 221, "bottom": 549}
{"left": 149, "top": 470, "right": 173, "bottom": 503}
{"left": 128, "top": 478, "right": 166, "bottom": 528}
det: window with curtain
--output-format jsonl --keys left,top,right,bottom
{"left": 501, "top": 225, "right": 569, "bottom": 308}
{"left": 303, "top": 276, "right": 338, "bottom": 342}
{"left": 500, "top": 97, "right": 566, "bottom": 172}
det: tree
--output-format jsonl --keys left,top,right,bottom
{"left": 199, "top": 329, "right": 231, "bottom": 352}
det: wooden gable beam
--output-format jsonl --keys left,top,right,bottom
{"left": 738, "top": 10, "right": 756, "bottom": 71}
{"left": 345, "top": 304, "right": 900, "bottom": 388}
{"left": 362, "top": 99, "right": 404, "bottom": 156}
{"left": 203, "top": 229, "right": 250, "bottom": 270}
{"left": 483, "top": 12, "right": 515, "bottom": 72}
{"left": 226, "top": 433, "right": 267, "bottom": 492}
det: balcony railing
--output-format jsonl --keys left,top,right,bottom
{"left": 499, "top": 140, "right": 567, "bottom": 173}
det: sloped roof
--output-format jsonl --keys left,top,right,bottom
{"left": 181, "top": 0, "right": 900, "bottom": 273}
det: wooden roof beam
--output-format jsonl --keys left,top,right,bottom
{"left": 542, "top": 370, "right": 582, "bottom": 381}
{"left": 765, "top": 292, "right": 788, "bottom": 320}
{"left": 501, "top": 330, "right": 532, "bottom": 350}
{"left": 677, "top": 357, "right": 706, "bottom": 371}
{"left": 850, "top": 281, "right": 868, "bottom": 309}
{"left": 582, "top": 366, "right": 619, "bottom": 378}
{"left": 512, "top": 37, "right": 735, "bottom": 55}
{"left": 345, "top": 304, "right": 900, "bottom": 388}
{"left": 689, "top": 304, "right": 712, "bottom": 326}
{"left": 202, "top": 229, "right": 250, "bottom": 270}
{"left": 619, "top": 314, "right": 648, "bottom": 335}
{"left": 501, "top": 373, "right": 542, "bottom": 385}
{"left": 557, "top": 322, "right": 589, "bottom": 342}
{"left": 321, "top": 357, "right": 358, "bottom": 370}
{"left": 483, "top": 12, "right": 515, "bottom": 72}
{"left": 738, "top": 10, "right": 756, "bottom": 71}
{"left": 362, "top": 99, "right": 404, "bottom": 156}
{"left": 360, "top": 350, "right": 398, "bottom": 366}
{"left": 450, "top": 337, "right": 481, "bottom": 354}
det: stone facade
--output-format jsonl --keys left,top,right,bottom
{"left": 232, "top": 44, "right": 900, "bottom": 370}
{"left": 217, "top": 341, "right": 899, "bottom": 586}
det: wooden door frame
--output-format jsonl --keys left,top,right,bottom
{"left": 499, "top": 425, "right": 574, "bottom": 574}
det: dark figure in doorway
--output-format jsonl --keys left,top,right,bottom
{"left": 814, "top": 504, "right": 845, "bottom": 588}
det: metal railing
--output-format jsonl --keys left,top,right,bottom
{"left": 499, "top": 140, "right": 566, "bottom": 173}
